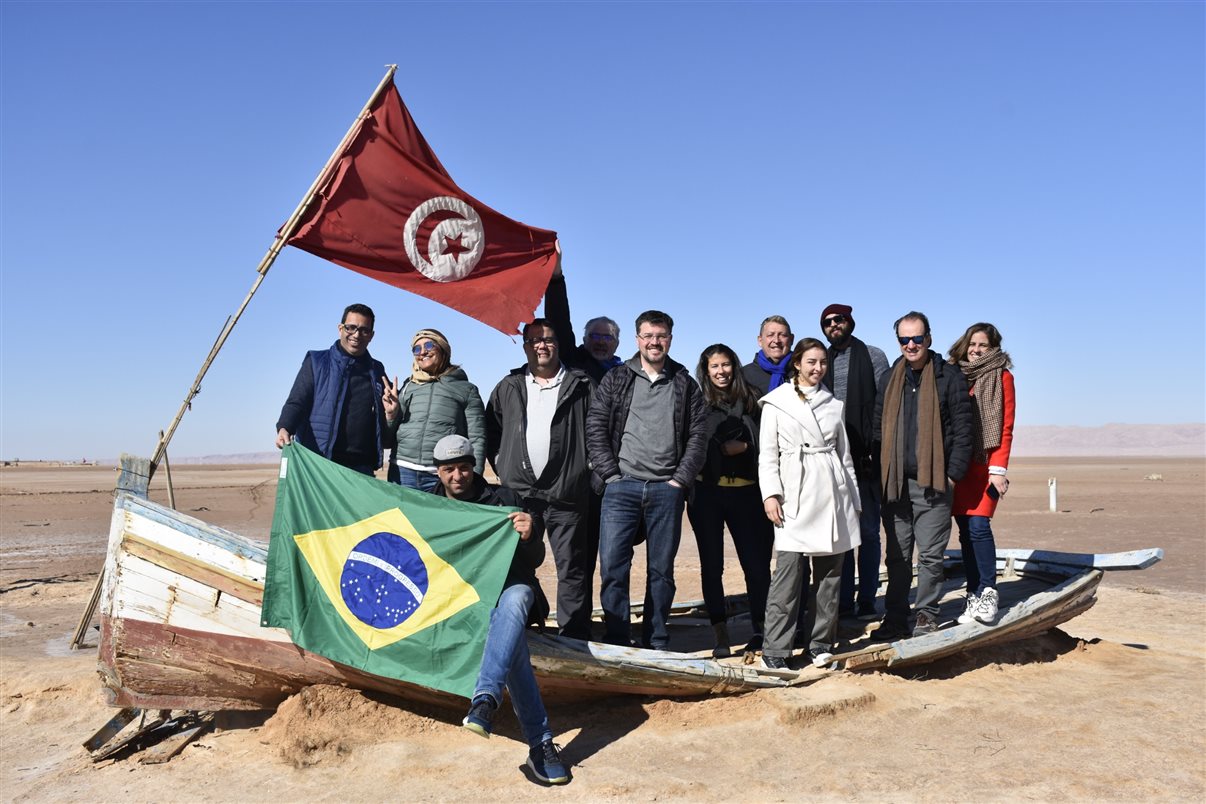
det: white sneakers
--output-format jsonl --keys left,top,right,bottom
{"left": 958, "top": 588, "right": 1000, "bottom": 625}
{"left": 958, "top": 594, "right": 979, "bottom": 624}
{"left": 974, "top": 588, "right": 1000, "bottom": 624}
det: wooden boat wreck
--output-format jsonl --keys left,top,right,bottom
{"left": 829, "top": 546, "right": 1162, "bottom": 671}
{"left": 96, "top": 457, "right": 789, "bottom": 713}
{"left": 94, "top": 456, "right": 1162, "bottom": 713}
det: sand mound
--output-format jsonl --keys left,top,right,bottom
{"left": 259, "top": 685, "right": 443, "bottom": 768}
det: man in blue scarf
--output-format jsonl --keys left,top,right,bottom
{"left": 740, "top": 315, "right": 795, "bottom": 395}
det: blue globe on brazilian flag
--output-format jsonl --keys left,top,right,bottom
{"left": 261, "top": 443, "right": 518, "bottom": 698}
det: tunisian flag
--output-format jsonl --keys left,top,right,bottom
{"left": 287, "top": 82, "right": 558, "bottom": 335}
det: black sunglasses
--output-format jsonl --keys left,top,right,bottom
{"left": 822, "top": 315, "right": 848, "bottom": 327}
{"left": 897, "top": 335, "right": 926, "bottom": 346}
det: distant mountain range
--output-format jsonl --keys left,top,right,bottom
{"left": 1011, "top": 423, "right": 1204, "bottom": 457}
{"left": 130, "top": 424, "right": 1206, "bottom": 464}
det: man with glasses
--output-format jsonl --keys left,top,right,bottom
{"left": 587, "top": 310, "right": 708, "bottom": 649}
{"left": 741, "top": 315, "right": 795, "bottom": 395}
{"left": 275, "top": 303, "right": 392, "bottom": 475}
{"left": 819, "top": 304, "right": 890, "bottom": 622}
{"left": 871, "top": 311, "right": 972, "bottom": 639}
{"left": 485, "top": 318, "right": 596, "bottom": 640}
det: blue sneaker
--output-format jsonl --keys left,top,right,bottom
{"left": 527, "top": 739, "right": 570, "bottom": 784}
{"left": 462, "top": 694, "right": 496, "bottom": 739}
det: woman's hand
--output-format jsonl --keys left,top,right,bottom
{"left": 989, "top": 475, "right": 1009, "bottom": 497}
{"left": 382, "top": 375, "right": 400, "bottom": 421}
{"left": 508, "top": 511, "right": 533, "bottom": 541}
{"left": 764, "top": 496, "right": 784, "bottom": 527}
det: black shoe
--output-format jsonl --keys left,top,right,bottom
{"left": 601, "top": 633, "right": 635, "bottom": 648}
{"left": 742, "top": 634, "right": 764, "bottom": 654}
{"left": 912, "top": 612, "right": 939, "bottom": 636}
{"left": 855, "top": 603, "right": 880, "bottom": 622}
{"left": 527, "top": 739, "right": 570, "bottom": 785}
{"left": 462, "top": 694, "right": 497, "bottom": 738}
{"left": 760, "top": 654, "right": 790, "bottom": 670}
{"left": 868, "top": 621, "right": 910, "bottom": 641}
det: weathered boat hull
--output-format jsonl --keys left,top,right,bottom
{"left": 95, "top": 458, "right": 1162, "bottom": 711}
{"left": 833, "top": 566, "right": 1103, "bottom": 672}
{"left": 97, "top": 489, "right": 784, "bottom": 712}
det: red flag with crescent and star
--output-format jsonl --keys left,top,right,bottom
{"left": 287, "top": 82, "right": 558, "bottom": 335}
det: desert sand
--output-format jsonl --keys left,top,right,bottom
{"left": 1, "top": 457, "right": 1204, "bottom": 801}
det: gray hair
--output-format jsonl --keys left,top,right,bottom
{"left": 583, "top": 315, "right": 620, "bottom": 339}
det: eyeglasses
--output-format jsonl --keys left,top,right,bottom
{"left": 822, "top": 315, "right": 848, "bottom": 327}
{"left": 341, "top": 324, "right": 373, "bottom": 337}
{"left": 897, "top": 335, "right": 926, "bottom": 346}
{"left": 587, "top": 332, "right": 616, "bottom": 343}
{"left": 637, "top": 333, "right": 671, "bottom": 342}
{"left": 525, "top": 336, "right": 556, "bottom": 346}
{"left": 412, "top": 341, "right": 440, "bottom": 355}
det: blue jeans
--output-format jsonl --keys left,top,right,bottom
{"left": 955, "top": 514, "right": 998, "bottom": 595}
{"left": 473, "top": 584, "right": 552, "bottom": 750}
{"left": 395, "top": 466, "right": 440, "bottom": 493}
{"left": 840, "top": 476, "right": 882, "bottom": 613}
{"left": 599, "top": 476, "right": 684, "bottom": 649}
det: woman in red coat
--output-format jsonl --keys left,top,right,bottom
{"left": 948, "top": 323, "right": 1015, "bottom": 625}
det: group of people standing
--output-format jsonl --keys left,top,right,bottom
{"left": 274, "top": 263, "right": 1016, "bottom": 782}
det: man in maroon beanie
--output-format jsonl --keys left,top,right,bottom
{"left": 819, "top": 303, "right": 890, "bottom": 621}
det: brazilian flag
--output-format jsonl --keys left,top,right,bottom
{"left": 261, "top": 443, "right": 518, "bottom": 698}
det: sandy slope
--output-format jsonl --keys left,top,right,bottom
{"left": 1, "top": 458, "right": 1203, "bottom": 801}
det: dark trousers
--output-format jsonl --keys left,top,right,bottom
{"left": 840, "top": 475, "right": 883, "bottom": 613}
{"left": 584, "top": 490, "right": 602, "bottom": 626}
{"left": 686, "top": 483, "right": 774, "bottom": 634}
{"left": 536, "top": 504, "right": 591, "bottom": 641}
{"left": 882, "top": 478, "right": 953, "bottom": 625}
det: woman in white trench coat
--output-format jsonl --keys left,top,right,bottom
{"left": 758, "top": 338, "right": 862, "bottom": 670}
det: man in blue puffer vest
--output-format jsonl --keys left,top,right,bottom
{"left": 275, "top": 303, "right": 391, "bottom": 475}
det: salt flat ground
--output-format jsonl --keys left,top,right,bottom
{"left": 1, "top": 458, "right": 1203, "bottom": 801}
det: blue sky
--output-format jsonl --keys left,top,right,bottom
{"left": 2, "top": 1, "right": 1203, "bottom": 461}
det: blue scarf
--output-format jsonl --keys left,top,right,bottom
{"left": 598, "top": 355, "right": 622, "bottom": 370}
{"left": 755, "top": 350, "right": 790, "bottom": 391}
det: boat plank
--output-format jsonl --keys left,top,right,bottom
{"left": 113, "top": 554, "right": 280, "bottom": 641}
{"left": 120, "top": 501, "right": 267, "bottom": 580}
{"left": 122, "top": 534, "right": 263, "bottom": 606}
{"left": 946, "top": 547, "right": 1164, "bottom": 572}
{"left": 118, "top": 493, "right": 269, "bottom": 565}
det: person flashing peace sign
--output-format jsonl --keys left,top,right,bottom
{"left": 385, "top": 328, "right": 486, "bottom": 492}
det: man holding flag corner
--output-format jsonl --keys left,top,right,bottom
{"left": 430, "top": 434, "right": 570, "bottom": 785}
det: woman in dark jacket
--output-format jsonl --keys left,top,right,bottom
{"left": 686, "top": 344, "right": 775, "bottom": 657}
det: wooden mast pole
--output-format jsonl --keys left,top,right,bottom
{"left": 147, "top": 64, "right": 399, "bottom": 476}
{"left": 70, "top": 67, "right": 399, "bottom": 651}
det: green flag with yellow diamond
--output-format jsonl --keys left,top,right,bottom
{"left": 262, "top": 443, "right": 518, "bottom": 698}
